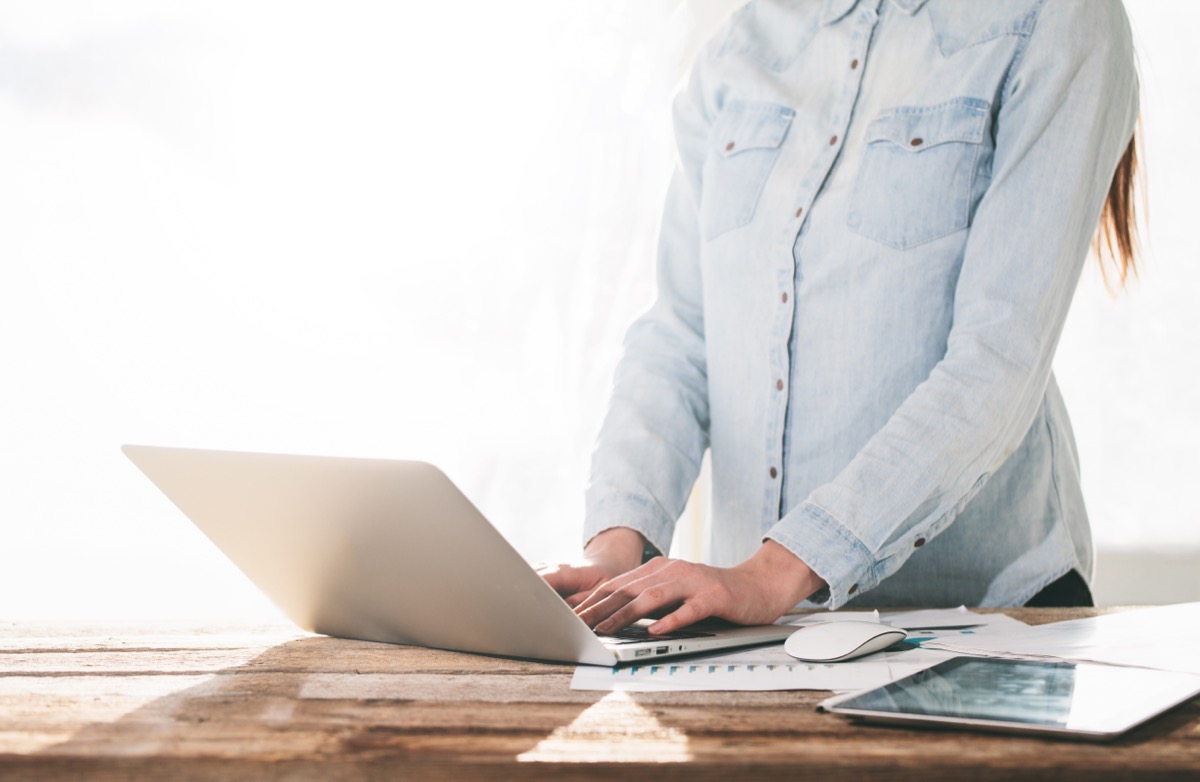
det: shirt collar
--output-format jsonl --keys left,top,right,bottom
{"left": 820, "top": 0, "right": 928, "bottom": 26}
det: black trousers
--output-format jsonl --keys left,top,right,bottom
{"left": 1024, "top": 570, "right": 1094, "bottom": 608}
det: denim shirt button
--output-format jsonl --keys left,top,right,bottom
{"left": 781, "top": 292, "right": 789, "bottom": 303}
{"left": 848, "top": 583, "right": 859, "bottom": 595}
{"left": 769, "top": 467, "right": 778, "bottom": 479}
{"left": 725, "top": 141, "right": 736, "bottom": 151}
{"left": 850, "top": 58, "right": 859, "bottom": 70}
{"left": 795, "top": 207, "right": 804, "bottom": 218}
{"left": 828, "top": 135, "right": 838, "bottom": 145}
{"left": 914, "top": 537, "right": 927, "bottom": 548}
{"left": 776, "top": 379, "right": 784, "bottom": 391}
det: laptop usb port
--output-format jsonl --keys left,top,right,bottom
{"left": 634, "top": 648, "right": 652, "bottom": 657}
{"left": 656, "top": 646, "right": 669, "bottom": 654}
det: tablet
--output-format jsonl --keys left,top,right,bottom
{"left": 820, "top": 656, "right": 1200, "bottom": 741}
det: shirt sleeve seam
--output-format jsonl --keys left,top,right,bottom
{"left": 999, "top": 0, "right": 1045, "bottom": 100}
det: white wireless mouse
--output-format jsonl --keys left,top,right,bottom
{"left": 784, "top": 620, "right": 908, "bottom": 663}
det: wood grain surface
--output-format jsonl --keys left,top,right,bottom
{"left": 1, "top": 610, "right": 1197, "bottom": 781}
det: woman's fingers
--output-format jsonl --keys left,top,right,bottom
{"left": 577, "top": 559, "right": 720, "bottom": 633}
{"left": 647, "top": 597, "right": 712, "bottom": 635}
{"left": 537, "top": 563, "right": 585, "bottom": 596}
{"left": 564, "top": 591, "right": 592, "bottom": 608}
{"left": 588, "top": 577, "right": 690, "bottom": 635}
{"left": 567, "top": 544, "right": 819, "bottom": 634}
{"left": 538, "top": 561, "right": 615, "bottom": 600}
{"left": 573, "top": 557, "right": 669, "bottom": 616}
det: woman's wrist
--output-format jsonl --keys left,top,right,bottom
{"left": 583, "top": 527, "right": 646, "bottom": 575}
{"left": 737, "top": 539, "right": 826, "bottom": 612}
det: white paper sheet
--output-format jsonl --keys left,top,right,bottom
{"left": 924, "top": 601, "right": 1200, "bottom": 675}
{"left": 571, "top": 607, "right": 1025, "bottom": 692}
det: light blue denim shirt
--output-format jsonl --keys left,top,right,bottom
{"left": 585, "top": 0, "right": 1138, "bottom": 608}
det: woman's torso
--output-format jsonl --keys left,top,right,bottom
{"left": 693, "top": 0, "right": 1096, "bottom": 605}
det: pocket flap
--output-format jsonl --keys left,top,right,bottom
{"left": 864, "top": 98, "right": 990, "bottom": 151}
{"left": 713, "top": 100, "right": 795, "bottom": 157}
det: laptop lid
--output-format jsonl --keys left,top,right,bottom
{"left": 122, "top": 445, "right": 790, "bottom": 665}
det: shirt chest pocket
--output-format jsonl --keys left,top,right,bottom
{"left": 848, "top": 98, "right": 992, "bottom": 250}
{"left": 701, "top": 101, "right": 794, "bottom": 240}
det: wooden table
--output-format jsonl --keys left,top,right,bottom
{"left": 2, "top": 609, "right": 1197, "bottom": 780}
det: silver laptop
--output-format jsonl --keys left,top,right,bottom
{"left": 122, "top": 445, "right": 792, "bottom": 665}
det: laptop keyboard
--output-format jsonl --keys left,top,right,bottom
{"left": 596, "top": 626, "right": 715, "bottom": 645}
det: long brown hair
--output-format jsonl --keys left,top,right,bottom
{"left": 1093, "top": 124, "right": 1143, "bottom": 291}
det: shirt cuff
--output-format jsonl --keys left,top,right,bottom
{"left": 765, "top": 501, "right": 877, "bottom": 609}
{"left": 583, "top": 491, "right": 676, "bottom": 562}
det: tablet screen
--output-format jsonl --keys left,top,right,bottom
{"left": 825, "top": 656, "right": 1200, "bottom": 739}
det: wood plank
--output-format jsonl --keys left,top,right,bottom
{"left": 0, "top": 611, "right": 1196, "bottom": 781}
{"left": 0, "top": 622, "right": 304, "bottom": 651}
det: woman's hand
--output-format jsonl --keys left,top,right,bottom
{"left": 537, "top": 527, "right": 646, "bottom": 608}
{"left": 574, "top": 540, "right": 825, "bottom": 635}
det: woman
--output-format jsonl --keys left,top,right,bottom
{"left": 541, "top": 0, "right": 1140, "bottom": 636}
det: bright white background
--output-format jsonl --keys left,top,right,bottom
{"left": 1, "top": 1, "right": 1196, "bottom": 621}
